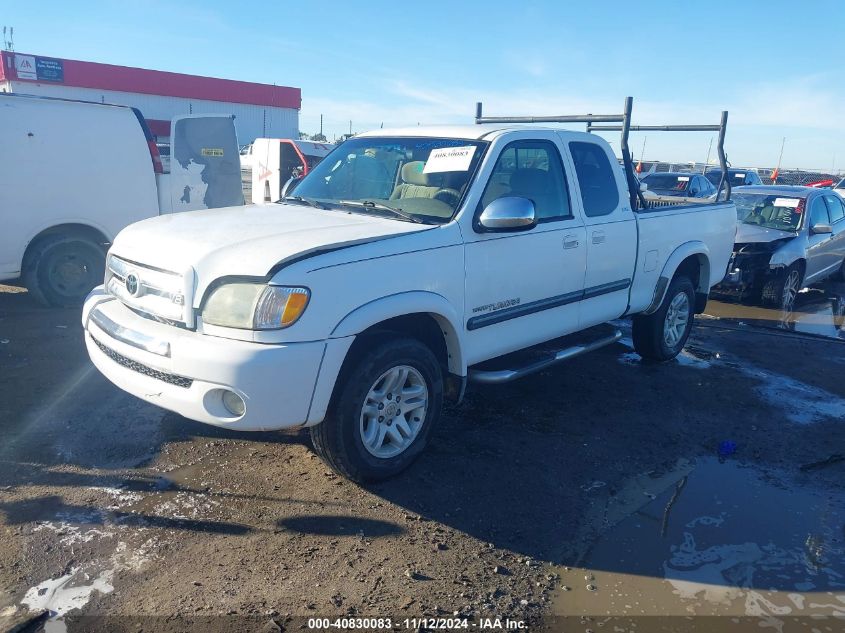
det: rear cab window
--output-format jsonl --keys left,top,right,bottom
{"left": 569, "top": 141, "right": 620, "bottom": 217}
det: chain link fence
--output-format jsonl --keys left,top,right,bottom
{"left": 634, "top": 161, "right": 843, "bottom": 186}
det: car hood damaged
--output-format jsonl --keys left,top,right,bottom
{"left": 735, "top": 223, "right": 798, "bottom": 245}
{"left": 110, "top": 203, "right": 433, "bottom": 301}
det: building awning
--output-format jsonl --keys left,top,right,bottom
{"left": 0, "top": 51, "right": 301, "bottom": 110}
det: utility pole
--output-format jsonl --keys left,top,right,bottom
{"left": 702, "top": 137, "right": 713, "bottom": 174}
{"left": 349, "top": 120, "right": 352, "bottom": 136}
{"left": 636, "top": 136, "right": 647, "bottom": 174}
{"left": 773, "top": 137, "right": 786, "bottom": 183}
{"left": 319, "top": 114, "right": 323, "bottom": 138}
{"left": 2, "top": 26, "right": 14, "bottom": 51}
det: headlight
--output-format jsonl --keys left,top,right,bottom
{"left": 202, "top": 284, "right": 310, "bottom": 330}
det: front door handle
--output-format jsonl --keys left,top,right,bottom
{"left": 592, "top": 230, "right": 606, "bottom": 244}
{"left": 563, "top": 235, "right": 580, "bottom": 249}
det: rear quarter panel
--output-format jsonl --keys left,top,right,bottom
{"left": 0, "top": 96, "right": 159, "bottom": 278}
{"left": 630, "top": 202, "right": 736, "bottom": 313}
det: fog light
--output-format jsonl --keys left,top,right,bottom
{"left": 222, "top": 390, "right": 245, "bottom": 417}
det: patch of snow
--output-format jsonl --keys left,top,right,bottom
{"left": 87, "top": 486, "right": 143, "bottom": 510}
{"left": 739, "top": 365, "right": 845, "bottom": 425}
{"left": 21, "top": 566, "right": 115, "bottom": 620}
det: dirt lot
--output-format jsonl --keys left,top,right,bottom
{"left": 0, "top": 283, "right": 843, "bottom": 633}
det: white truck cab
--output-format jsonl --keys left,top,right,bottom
{"left": 82, "top": 98, "right": 736, "bottom": 482}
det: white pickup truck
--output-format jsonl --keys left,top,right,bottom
{"left": 82, "top": 98, "right": 736, "bottom": 482}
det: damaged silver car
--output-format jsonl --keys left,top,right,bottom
{"left": 716, "top": 186, "right": 845, "bottom": 308}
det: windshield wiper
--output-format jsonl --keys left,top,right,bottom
{"left": 337, "top": 200, "right": 428, "bottom": 224}
{"left": 282, "top": 195, "right": 328, "bottom": 210}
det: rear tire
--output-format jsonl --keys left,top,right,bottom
{"left": 23, "top": 234, "right": 106, "bottom": 307}
{"left": 761, "top": 263, "right": 802, "bottom": 310}
{"left": 310, "top": 336, "right": 443, "bottom": 483}
{"left": 632, "top": 276, "right": 695, "bottom": 362}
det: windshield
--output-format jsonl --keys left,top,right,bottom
{"left": 837, "top": 178, "right": 845, "bottom": 189}
{"left": 288, "top": 136, "right": 487, "bottom": 223}
{"left": 734, "top": 193, "right": 804, "bottom": 232}
{"left": 642, "top": 173, "right": 690, "bottom": 191}
{"left": 705, "top": 170, "right": 753, "bottom": 186}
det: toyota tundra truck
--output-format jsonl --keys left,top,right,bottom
{"left": 82, "top": 97, "right": 736, "bottom": 482}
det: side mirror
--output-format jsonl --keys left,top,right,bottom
{"left": 639, "top": 182, "right": 648, "bottom": 192}
{"left": 811, "top": 222, "right": 833, "bottom": 235}
{"left": 281, "top": 176, "right": 303, "bottom": 198}
{"left": 478, "top": 197, "right": 536, "bottom": 232}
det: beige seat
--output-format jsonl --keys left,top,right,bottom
{"left": 390, "top": 161, "right": 441, "bottom": 200}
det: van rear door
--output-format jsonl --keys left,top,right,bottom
{"left": 164, "top": 114, "right": 243, "bottom": 213}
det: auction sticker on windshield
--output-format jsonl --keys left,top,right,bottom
{"left": 423, "top": 146, "right": 476, "bottom": 173}
{"left": 773, "top": 197, "right": 801, "bottom": 208}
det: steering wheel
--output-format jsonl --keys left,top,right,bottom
{"left": 433, "top": 188, "right": 462, "bottom": 207}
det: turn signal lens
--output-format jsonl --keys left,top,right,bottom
{"left": 254, "top": 286, "right": 310, "bottom": 329}
{"left": 281, "top": 290, "right": 310, "bottom": 326}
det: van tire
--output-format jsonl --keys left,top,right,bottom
{"left": 24, "top": 235, "right": 105, "bottom": 307}
{"left": 310, "top": 336, "right": 443, "bottom": 483}
{"left": 632, "top": 276, "right": 695, "bottom": 362}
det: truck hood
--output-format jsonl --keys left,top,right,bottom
{"left": 734, "top": 222, "right": 798, "bottom": 244}
{"left": 111, "top": 203, "right": 433, "bottom": 296}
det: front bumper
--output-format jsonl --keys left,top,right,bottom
{"left": 82, "top": 288, "right": 344, "bottom": 431}
{"left": 712, "top": 251, "right": 777, "bottom": 298}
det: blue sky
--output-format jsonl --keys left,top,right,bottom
{"left": 4, "top": 0, "right": 843, "bottom": 170}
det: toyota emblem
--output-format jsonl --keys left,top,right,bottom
{"left": 125, "top": 273, "right": 141, "bottom": 297}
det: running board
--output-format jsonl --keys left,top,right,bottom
{"left": 468, "top": 329, "right": 623, "bottom": 385}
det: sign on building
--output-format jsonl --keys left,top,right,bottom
{"left": 13, "top": 54, "right": 64, "bottom": 82}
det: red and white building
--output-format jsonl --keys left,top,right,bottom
{"left": 0, "top": 51, "right": 300, "bottom": 143}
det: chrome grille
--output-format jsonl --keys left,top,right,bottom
{"left": 91, "top": 336, "right": 193, "bottom": 388}
{"left": 106, "top": 255, "right": 191, "bottom": 325}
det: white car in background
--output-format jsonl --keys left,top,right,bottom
{"left": 240, "top": 143, "right": 255, "bottom": 171}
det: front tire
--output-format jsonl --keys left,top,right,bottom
{"left": 310, "top": 337, "right": 443, "bottom": 483}
{"left": 761, "top": 264, "right": 802, "bottom": 310}
{"left": 632, "top": 276, "right": 695, "bottom": 362}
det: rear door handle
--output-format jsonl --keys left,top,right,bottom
{"left": 592, "top": 230, "right": 606, "bottom": 244}
{"left": 563, "top": 235, "right": 580, "bottom": 249}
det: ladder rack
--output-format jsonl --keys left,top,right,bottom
{"left": 474, "top": 96, "right": 730, "bottom": 210}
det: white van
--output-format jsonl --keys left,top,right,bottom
{"left": 0, "top": 93, "right": 243, "bottom": 306}
{"left": 250, "top": 138, "right": 333, "bottom": 204}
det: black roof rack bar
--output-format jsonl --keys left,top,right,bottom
{"left": 474, "top": 97, "right": 729, "bottom": 210}
{"left": 588, "top": 124, "right": 722, "bottom": 132}
{"left": 475, "top": 102, "right": 624, "bottom": 125}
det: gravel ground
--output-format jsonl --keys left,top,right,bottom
{"left": 0, "top": 284, "right": 843, "bottom": 632}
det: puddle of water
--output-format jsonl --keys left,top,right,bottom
{"left": 552, "top": 458, "right": 845, "bottom": 630}
{"left": 707, "top": 282, "right": 845, "bottom": 341}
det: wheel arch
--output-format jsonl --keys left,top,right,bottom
{"left": 329, "top": 291, "right": 465, "bottom": 375}
{"left": 643, "top": 242, "right": 711, "bottom": 315}
{"left": 306, "top": 293, "right": 465, "bottom": 427}
{"left": 22, "top": 222, "right": 111, "bottom": 271}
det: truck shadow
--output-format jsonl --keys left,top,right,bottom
{"left": 364, "top": 339, "right": 845, "bottom": 596}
